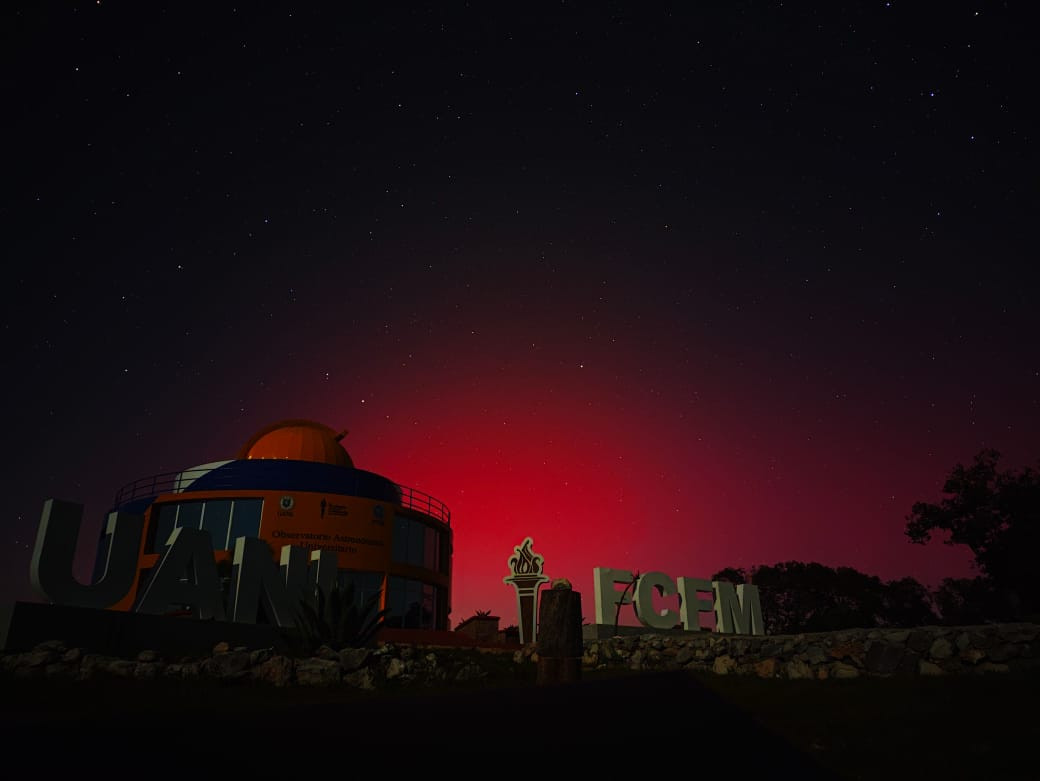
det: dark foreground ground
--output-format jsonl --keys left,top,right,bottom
{"left": 2, "top": 668, "right": 1038, "bottom": 778}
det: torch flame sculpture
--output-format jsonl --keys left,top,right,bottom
{"left": 503, "top": 537, "right": 550, "bottom": 644}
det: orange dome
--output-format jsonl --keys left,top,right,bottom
{"left": 236, "top": 419, "right": 354, "bottom": 467}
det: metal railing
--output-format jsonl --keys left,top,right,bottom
{"left": 396, "top": 484, "right": 451, "bottom": 525}
{"left": 113, "top": 469, "right": 212, "bottom": 507}
{"left": 112, "top": 466, "right": 451, "bottom": 525}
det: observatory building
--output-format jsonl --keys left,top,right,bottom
{"left": 99, "top": 419, "right": 451, "bottom": 630}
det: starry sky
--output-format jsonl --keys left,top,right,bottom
{"left": 3, "top": 2, "right": 1036, "bottom": 627}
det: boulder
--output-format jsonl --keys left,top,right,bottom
{"left": 929, "top": 638, "right": 953, "bottom": 660}
{"left": 385, "top": 658, "right": 406, "bottom": 679}
{"left": 344, "top": 668, "right": 376, "bottom": 690}
{"left": 295, "top": 658, "right": 341, "bottom": 686}
{"left": 865, "top": 642, "right": 904, "bottom": 674}
{"left": 338, "top": 648, "right": 371, "bottom": 672}
{"left": 254, "top": 656, "right": 294, "bottom": 687}
{"left": 754, "top": 658, "right": 779, "bottom": 678}
{"left": 712, "top": 654, "right": 737, "bottom": 675}
{"left": 831, "top": 662, "right": 860, "bottom": 679}
{"left": 786, "top": 659, "right": 812, "bottom": 679}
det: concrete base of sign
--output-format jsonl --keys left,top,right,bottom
{"left": 0, "top": 601, "right": 291, "bottom": 657}
{"left": 582, "top": 623, "right": 709, "bottom": 641}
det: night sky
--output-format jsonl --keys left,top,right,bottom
{"left": 4, "top": 2, "right": 1036, "bottom": 627}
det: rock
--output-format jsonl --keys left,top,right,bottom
{"left": 254, "top": 656, "right": 294, "bottom": 687}
{"left": 45, "top": 662, "right": 77, "bottom": 679}
{"left": 907, "top": 630, "right": 934, "bottom": 653}
{"left": 105, "top": 660, "right": 136, "bottom": 678}
{"left": 896, "top": 650, "right": 921, "bottom": 677}
{"left": 713, "top": 655, "right": 736, "bottom": 675}
{"left": 955, "top": 632, "right": 972, "bottom": 651}
{"left": 344, "top": 668, "right": 376, "bottom": 690}
{"left": 62, "top": 648, "right": 83, "bottom": 664}
{"left": 976, "top": 662, "right": 1010, "bottom": 674}
{"left": 987, "top": 644, "right": 1020, "bottom": 662}
{"left": 550, "top": 578, "right": 572, "bottom": 590}
{"left": 761, "top": 642, "right": 782, "bottom": 657}
{"left": 919, "top": 661, "right": 945, "bottom": 676}
{"left": 754, "top": 658, "right": 778, "bottom": 678}
{"left": 998, "top": 625, "right": 1039, "bottom": 643}
{"left": 831, "top": 662, "right": 859, "bottom": 679}
{"left": 960, "top": 648, "right": 986, "bottom": 664}
{"left": 209, "top": 650, "right": 251, "bottom": 678}
{"left": 385, "top": 658, "right": 406, "bottom": 680}
{"left": 929, "top": 638, "right": 953, "bottom": 660}
{"left": 212, "top": 641, "right": 231, "bottom": 654}
{"left": 675, "top": 647, "right": 696, "bottom": 666}
{"left": 865, "top": 642, "right": 904, "bottom": 674}
{"left": 454, "top": 663, "right": 486, "bottom": 682}
{"left": 339, "top": 648, "right": 371, "bottom": 672}
{"left": 884, "top": 629, "right": 910, "bottom": 644}
{"left": 250, "top": 648, "right": 273, "bottom": 667}
{"left": 33, "top": 640, "right": 67, "bottom": 653}
{"left": 134, "top": 662, "right": 160, "bottom": 680}
{"left": 316, "top": 645, "right": 340, "bottom": 662}
{"left": 180, "top": 662, "right": 201, "bottom": 679}
{"left": 21, "top": 649, "right": 57, "bottom": 668}
{"left": 828, "top": 642, "right": 864, "bottom": 664}
{"left": 804, "top": 646, "right": 828, "bottom": 665}
{"left": 77, "top": 654, "right": 107, "bottom": 680}
{"left": 786, "top": 659, "right": 812, "bottom": 679}
{"left": 296, "top": 658, "right": 341, "bottom": 686}
{"left": 137, "top": 650, "right": 159, "bottom": 663}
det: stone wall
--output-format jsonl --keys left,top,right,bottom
{"left": 0, "top": 639, "right": 514, "bottom": 689}
{"left": 2, "top": 623, "right": 1037, "bottom": 689}
{"left": 572, "top": 623, "right": 1040, "bottom": 679}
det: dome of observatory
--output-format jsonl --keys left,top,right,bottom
{"left": 236, "top": 419, "right": 354, "bottom": 468}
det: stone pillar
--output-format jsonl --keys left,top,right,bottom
{"left": 536, "top": 582, "right": 583, "bottom": 685}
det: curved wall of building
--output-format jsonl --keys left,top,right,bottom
{"left": 102, "top": 454, "right": 452, "bottom": 631}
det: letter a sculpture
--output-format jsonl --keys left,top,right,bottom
{"left": 503, "top": 537, "right": 550, "bottom": 644}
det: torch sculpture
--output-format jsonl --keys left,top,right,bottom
{"left": 503, "top": 537, "right": 550, "bottom": 644}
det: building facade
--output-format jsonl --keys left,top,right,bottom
{"left": 96, "top": 419, "right": 452, "bottom": 630}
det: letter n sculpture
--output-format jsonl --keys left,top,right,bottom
{"left": 503, "top": 537, "right": 550, "bottom": 644}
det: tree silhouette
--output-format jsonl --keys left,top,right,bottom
{"left": 713, "top": 561, "right": 937, "bottom": 634}
{"left": 905, "top": 449, "right": 1040, "bottom": 620}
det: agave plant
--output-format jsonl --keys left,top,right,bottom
{"left": 473, "top": 609, "right": 493, "bottom": 618}
{"left": 293, "top": 582, "right": 389, "bottom": 652}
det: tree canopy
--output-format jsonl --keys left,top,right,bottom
{"left": 905, "top": 448, "right": 1040, "bottom": 619}
{"left": 712, "top": 562, "right": 937, "bottom": 635}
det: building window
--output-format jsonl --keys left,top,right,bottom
{"left": 392, "top": 514, "right": 409, "bottom": 563}
{"left": 407, "top": 519, "right": 424, "bottom": 566}
{"left": 386, "top": 576, "right": 440, "bottom": 630}
{"left": 150, "top": 504, "right": 179, "bottom": 552}
{"left": 391, "top": 514, "right": 446, "bottom": 574}
{"left": 147, "top": 498, "right": 264, "bottom": 553}
{"left": 202, "top": 499, "right": 233, "bottom": 550}
{"left": 423, "top": 525, "right": 439, "bottom": 571}
{"left": 175, "top": 502, "right": 204, "bottom": 531}
{"left": 228, "top": 498, "right": 263, "bottom": 546}
{"left": 337, "top": 571, "right": 384, "bottom": 611}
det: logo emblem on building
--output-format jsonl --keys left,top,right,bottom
{"left": 280, "top": 495, "right": 295, "bottom": 511}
